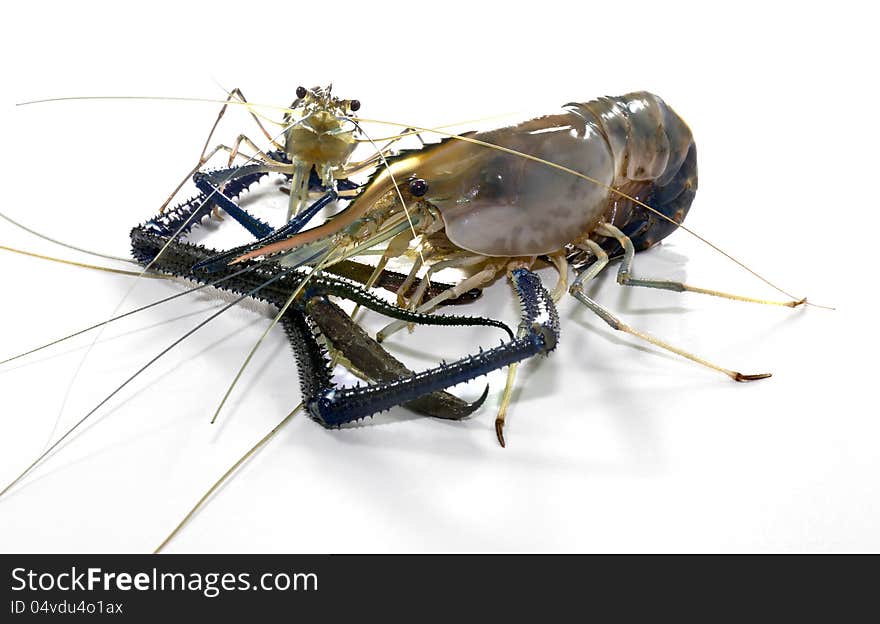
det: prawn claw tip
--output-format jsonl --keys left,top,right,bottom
{"left": 495, "top": 419, "right": 506, "bottom": 448}
{"left": 733, "top": 372, "right": 772, "bottom": 382}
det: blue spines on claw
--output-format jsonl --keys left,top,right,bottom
{"left": 308, "top": 268, "right": 560, "bottom": 427}
{"left": 132, "top": 154, "right": 514, "bottom": 426}
{"left": 302, "top": 280, "right": 513, "bottom": 340}
{"left": 146, "top": 148, "right": 358, "bottom": 244}
{"left": 279, "top": 308, "right": 333, "bottom": 402}
{"left": 192, "top": 189, "right": 338, "bottom": 273}
{"left": 308, "top": 336, "right": 548, "bottom": 426}
{"left": 510, "top": 268, "right": 560, "bottom": 352}
{"left": 132, "top": 223, "right": 507, "bottom": 342}
{"left": 144, "top": 168, "right": 268, "bottom": 238}
{"left": 193, "top": 169, "right": 274, "bottom": 239}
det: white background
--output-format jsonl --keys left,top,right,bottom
{"left": 0, "top": 0, "right": 875, "bottom": 553}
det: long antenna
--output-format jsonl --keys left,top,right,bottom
{"left": 0, "top": 245, "right": 169, "bottom": 279}
{"left": 0, "top": 262, "right": 256, "bottom": 366}
{"left": 154, "top": 404, "right": 302, "bottom": 553}
{"left": 0, "top": 268, "right": 293, "bottom": 500}
{"left": 1, "top": 212, "right": 136, "bottom": 264}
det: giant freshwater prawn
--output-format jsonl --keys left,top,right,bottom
{"left": 0, "top": 86, "right": 819, "bottom": 551}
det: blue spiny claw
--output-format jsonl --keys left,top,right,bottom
{"left": 193, "top": 169, "right": 275, "bottom": 239}
{"left": 307, "top": 268, "right": 559, "bottom": 427}
{"left": 192, "top": 189, "right": 338, "bottom": 273}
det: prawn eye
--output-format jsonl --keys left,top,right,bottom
{"left": 409, "top": 178, "right": 428, "bottom": 197}
{"left": 350, "top": 99, "right": 361, "bottom": 112}
{"left": 296, "top": 85, "right": 307, "bottom": 99}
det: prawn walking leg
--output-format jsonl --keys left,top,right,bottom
{"left": 595, "top": 223, "right": 806, "bottom": 307}
{"left": 377, "top": 257, "right": 500, "bottom": 342}
{"left": 494, "top": 332, "right": 523, "bottom": 448}
{"left": 570, "top": 239, "right": 770, "bottom": 382}
{"left": 157, "top": 87, "right": 280, "bottom": 214}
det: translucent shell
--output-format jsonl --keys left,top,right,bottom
{"left": 419, "top": 113, "right": 614, "bottom": 257}
{"left": 408, "top": 91, "right": 695, "bottom": 258}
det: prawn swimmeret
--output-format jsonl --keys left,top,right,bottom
{"left": 1, "top": 87, "right": 812, "bottom": 551}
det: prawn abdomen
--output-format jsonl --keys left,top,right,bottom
{"left": 420, "top": 92, "right": 697, "bottom": 258}
{"left": 578, "top": 91, "right": 698, "bottom": 251}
